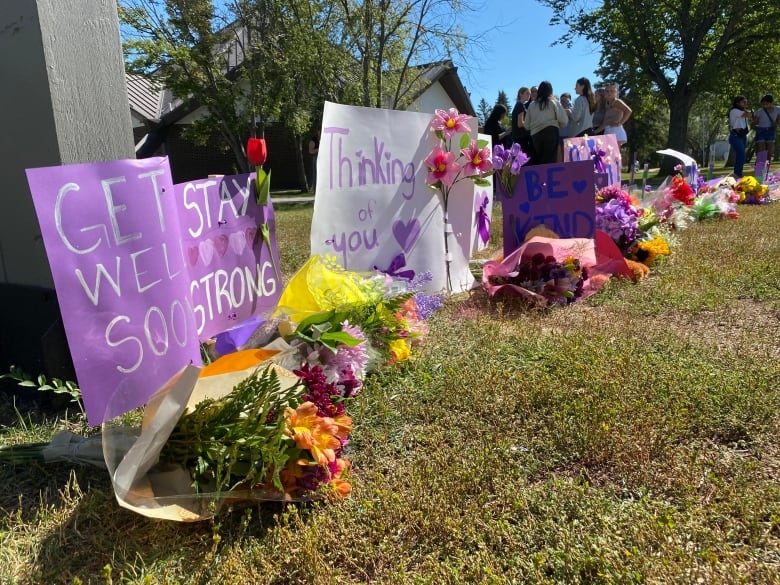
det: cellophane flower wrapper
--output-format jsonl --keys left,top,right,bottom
{"left": 481, "top": 234, "right": 634, "bottom": 306}
{"left": 102, "top": 348, "right": 303, "bottom": 522}
{"left": 691, "top": 185, "right": 739, "bottom": 220}
{"left": 274, "top": 254, "right": 437, "bottom": 373}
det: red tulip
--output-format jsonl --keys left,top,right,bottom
{"left": 247, "top": 138, "right": 267, "bottom": 166}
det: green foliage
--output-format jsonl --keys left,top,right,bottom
{"left": 477, "top": 97, "right": 491, "bottom": 125}
{"left": 541, "top": 0, "right": 780, "bottom": 169}
{"left": 1, "top": 365, "right": 83, "bottom": 416}
{"left": 159, "top": 366, "right": 304, "bottom": 494}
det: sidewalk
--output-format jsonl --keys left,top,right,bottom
{"left": 271, "top": 193, "right": 315, "bottom": 205}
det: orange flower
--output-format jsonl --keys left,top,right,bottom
{"left": 329, "top": 458, "right": 352, "bottom": 498}
{"left": 333, "top": 413, "right": 353, "bottom": 440}
{"left": 284, "top": 402, "right": 341, "bottom": 465}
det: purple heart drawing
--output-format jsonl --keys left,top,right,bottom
{"left": 187, "top": 246, "right": 199, "bottom": 266}
{"left": 519, "top": 202, "right": 531, "bottom": 214}
{"left": 229, "top": 231, "right": 246, "bottom": 256}
{"left": 245, "top": 227, "right": 258, "bottom": 247}
{"left": 392, "top": 218, "right": 421, "bottom": 253}
{"left": 199, "top": 239, "right": 215, "bottom": 265}
{"left": 213, "top": 234, "right": 229, "bottom": 257}
{"left": 572, "top": 180, "right": 588, "bottom": 193}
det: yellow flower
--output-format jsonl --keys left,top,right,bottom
{"left": 388, "top": 338, "right": 411, "bottom": 363}
{"left": 284, "top": 401, "right": 341, "bottom": 465}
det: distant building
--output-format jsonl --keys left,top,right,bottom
{"left": 127, "top": 59, "right": 476, "bottom": 189}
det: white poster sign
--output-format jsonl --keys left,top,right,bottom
{"left": 311, "top": 102, "right": 479, "bottom": 293}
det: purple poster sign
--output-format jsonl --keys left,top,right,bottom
{"left": 26, "top": 159, "right": 282, "bottom": 425}
{"left": 176, "top": 174, "right": 282, "bottom": 339}
{"left": 564, "top": 134, "right": 622, "bottom": 187}
{"left": 501, "top": 160, "right": 596, "bottom": 256}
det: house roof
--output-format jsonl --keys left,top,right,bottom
{"left": 126, "top": 74, "right": 164, "bottom": 122}
{"left": 126, "top": 60, "right": 475, "bottom": 125}
{"left": 409, "top": 60, "right": 476, "bottom": 117}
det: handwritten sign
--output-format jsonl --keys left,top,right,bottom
{"left": 501, "top": 160, "right": 596, "bottom": 256}
{"left": 177, "top": 174, "right": 281, "bottom": 339}
{"left": 310, "top": 101, "right": 479, "bottom": 293}
{"left": 564, "top": 134, "right": 622, "bottom": 187}
{"left": 472, "top": 133, "right": 494, "bottom": 254}
{"left": 26, "top": 158, "right": 281, "bottom": 425}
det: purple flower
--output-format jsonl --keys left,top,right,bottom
{"left": 413, "top": 292, "right": 444, "bottom": 320}
{"left": 595, "top": 197, "right": 640, "bottom": 252}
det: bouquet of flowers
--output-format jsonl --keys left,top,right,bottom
{"left": 735, "top": 176, "right": 771, "bottom": 204}
{"left": 627, "top": 233, "right": 671, "bottom": 267}
{"left": 99, "top": 256, "right": 444, "bottom": 521}
{"left": 691, "top": 183, "right": 739, "bottom": 220}
{"left": 595, "top": 185, "right": 642, "bottom": 253}
{"left": 492, "top": 142, "right": 529, "bottom": 195}
{"left": 482, "top": 236, "right": 593, "bottom": 307}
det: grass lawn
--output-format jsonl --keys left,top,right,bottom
{"left": 1, "top": 198, "right": 779, "bottom": 584}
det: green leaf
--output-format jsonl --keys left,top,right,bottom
{"left": 255, "top": 168, "right": 271, "bottom": 206}
{"left": 295, "top": 310, "right": 337, "bottom": 333}
{"left": 459, "top": 132, "right": 471, "bottom": 150}
{"left": 320, "top": 330, "right": 364, "bottom": 347}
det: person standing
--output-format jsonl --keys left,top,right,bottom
{"left": 525, "top": 86, "right": 538, "bottom": 109}
{"left": 558, "top": 92, "right": 574, "bottom": 161}
{"left": 728, "top": 95, "right": 751, "bottom": 178}
{"left": 511, "top": 87, "right": 534, "bottom": 160}
{"left": 753, "top": 94, "right": 780, "bottom": 166}
{"left": 590, "top": 88, "right": 606, "bottom": 135}
{"left": 570, "top": 77, "right": 596, "bottom": 137}
{"left": 600, "top": 83, "right": 632, "bottom": 145}
{"left": 524, "top": 81, "right": 568, "bottom": 165}
{"left": 484, "top": 104, "right": 512, "bottom": 149}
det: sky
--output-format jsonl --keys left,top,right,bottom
{"left": 457, "top": 0, "right": 602, "bottom": 111}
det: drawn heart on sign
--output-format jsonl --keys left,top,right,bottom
{"left": 392, "top": 218, "right": 421, "bottom": 253}
{"left": 213, "top": 234, "right": 229, "bottom": 257}
{"left": 199, "top": 239, "right": 215, "bottom": 265}
{"left": 229, "top": 231, "right": 246, "bottom": 255}
{"left": 519, "top": 202, "right": 531, "bottom": 214}
{"left": 245, "top": 227, "right": 258, "bottom": 247}
{"left": 572, "top": 180, "right": 588, "bottom": 194}
{"left": 187, "top": 246, "right": 199, "bottom": 266}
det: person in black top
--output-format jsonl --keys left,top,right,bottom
{"left": 484, "top": 104, "right": 511, "bottom": 150}
{"left": 511, "top": 87, "right": 534, "bottom": 162}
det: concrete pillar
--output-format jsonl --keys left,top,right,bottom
{"left": 0, "top": 0, "right": 133, "bottom": 376}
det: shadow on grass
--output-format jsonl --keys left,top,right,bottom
{"left": 16, "top": 460, "right": 308, "bottom": 584}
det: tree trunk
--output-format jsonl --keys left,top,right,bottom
{"left": 660, "top": 91, "right": 694, "bottom": 176}
{"left": 293, "top": 134, "right": 309, "bottom": 192}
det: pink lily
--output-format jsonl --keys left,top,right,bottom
{"left": 460, "top": 141, "right": 492, "bottom": 177}
{"left": 424, "top": 145, "right": 460, "bottom": 187}
{"left": 431, "top": 108, "right": 471, "bottom": 139}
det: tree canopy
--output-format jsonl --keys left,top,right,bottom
{"left": 540, "top": 0, "right": 780, "bottom": 173}
{"left": 120, "top": 0, "right": 479, "bottom": 188}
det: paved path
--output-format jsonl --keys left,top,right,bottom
{"left": 272, "top": 194, "right": 315, "bottom": 205}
